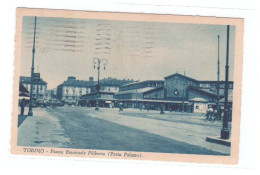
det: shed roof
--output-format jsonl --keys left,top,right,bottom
{"left": 164, "top": 73, "right": 198, "bottom": 82}
{"left": 115, "top": 87, "right": 156, "bottom": 95}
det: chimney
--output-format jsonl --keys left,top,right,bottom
{"left": 68, "top": 76, "right": 76, "bottom": 81}
{"left": 89, "top": 77, "right": 94, "bottom": 82}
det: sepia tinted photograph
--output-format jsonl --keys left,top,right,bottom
{"left": 11, "top": 8, "right": 244, "bottom": 164}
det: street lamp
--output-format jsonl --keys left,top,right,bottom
{"left": 221, "top": 25, "right": 230, "bottom": 139}
{"left": 93, "top": 58, "right": 108, "bottom": 110}
{"left": 28, "top": 16, "right": 37, "bottom": 116}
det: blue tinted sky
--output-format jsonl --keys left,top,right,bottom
{"left": 20, "top": 16, "right": 236, "bottom": 89}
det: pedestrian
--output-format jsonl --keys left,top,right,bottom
{"left": 206, "top": 106, "right": 213, "bottom": 120}
{"left": 214, "top": 108, "right": 219, "bottom": 120}
{"left": 160, "top": 104, "right": 165, "bottom": 114}
{"left": 20, "top": 98, "right": 26, "bottom": 115}
{"left": 43, "top": 100, "right": 47, "bottom": 108}
{"left": 119, "top": 104, "right": 123, "bottom": 112}
{"left": 220, "top": 110, "right": 224, "bottom": 120}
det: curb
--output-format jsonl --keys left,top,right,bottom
{"left": 206, "top": 136, "right": 231, "bottom": 147}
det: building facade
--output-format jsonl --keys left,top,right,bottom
{"left": 79, "top": 91, "right": 115, "bottom": 107}
{"left": 46, "top": 88, "right": 57, "bottom": 100}
{"left": 56, "top": 76, "right": 95, "bottom": 105}
{"left": 91, "top": 77, "right": 134, "bottom": 93}
{"left": 119, "top": 80, "right": 164, "bottom": 91}
{"left": 113, "top": 73, "right": 233, "bottom": 113}
{"left": 79, "top": 78, "right": 134, "bottom": 107}
{"left": 164, "top": 73, "right": 233, "bottom": 112}
{"left": 114, "top": 80, "right": 166, "bottom": 109}
{"left": 20, "top": 76, "right": 47, "bottom": 100}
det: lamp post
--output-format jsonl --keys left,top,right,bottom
{"left": 93, "top": 58, "right": 108, "bottom": 110}
{"left": 221, "top": 25, "right": 230, "bottom": 139}
{"left": 28, "top": 16, "right": 37, "bottom": 116}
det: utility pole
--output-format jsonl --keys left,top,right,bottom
{"left": 36, "top": 66, "right": 39, "bottom": 101}
{"left": 221, "top": 25, "right": 230, "bottom": 139}
{"left": 217, "top": 35, "right": 220, "bottom": 119}
{"left": 28, "top": 16, "right": 37, "bottom": 116}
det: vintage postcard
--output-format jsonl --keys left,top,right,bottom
{"left": 11, "top": 8, "right": 244, "bottom": 164}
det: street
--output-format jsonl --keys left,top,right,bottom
{"left": 18, "top": 106, "right": 231, "bottom": 155}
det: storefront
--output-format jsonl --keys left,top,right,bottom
{"left": 189, "top": 97, "right": 208, "bottom": 113}
{"left": 79, "top": 91, "right": 116, "bottom": 108}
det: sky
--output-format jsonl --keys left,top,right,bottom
{"left": 20, "top": 16, "right": 236, "bottom": 89}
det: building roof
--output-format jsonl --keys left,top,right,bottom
{"left": 120, "top": 80, "right": 164, "bottom": 87}
{"left": 99, "top": 77, "right": 134, "bottom": 87}
{"left": 189, "top": 86, "right": 218, "bottom": 98}
{"left": 20, "top": 76, "right": 47, "bottom": 85}
{"left": 195, "top": 87, "right": 233, "bottom": 97}
{"left": 61, "top": 79, "right": 95, "bottom": 87}
{"left": 199, "top": 80, "right": 234, "bottom": 84}
{"left": 143, "top": 86, "right": 165, "bottom": 95}
{"left": 164, "top": 73, "right": 198, "bottom": 82}
{"left": 115, "top": 87, "right": 157, "bottom": 95}
{"left": 164, "top": 73, "right": 234, "bottom": 84}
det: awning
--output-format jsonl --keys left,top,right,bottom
{"left": 19, "top": 92, "right": 30, "bottom": 97}
{"left": 19, "top": 96, "right": 30, "bottom": 100}
{"left": 119, "top": 99, "right": 189, "bottom": 104}
{"left": 19, "top": 82, "right": 29, "bottom": 93}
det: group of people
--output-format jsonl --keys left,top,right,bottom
{"left": 206, "top": 106, "right": 224, "bottom": 121}
{"left": 19, "top": 98, "right": 49, "bottom": 116}
{"left": 20, "top": 98, "right": 26, "bottom": 115}
{"left": 116, "top": 103, "right": 231, "bottom": 121}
